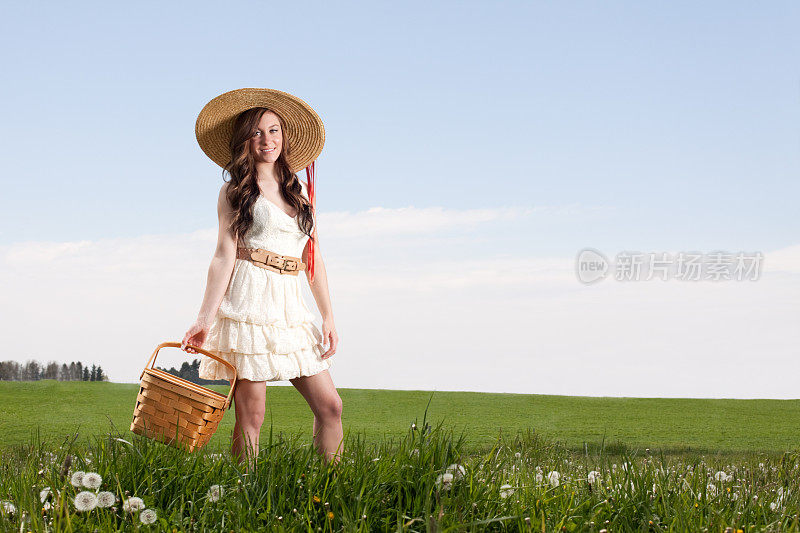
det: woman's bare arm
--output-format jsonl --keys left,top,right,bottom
{"left": 181, "top": 184, "right": 238, "bottom": 354}
{"left": 196, "top": 183, "right": 239, "bottom": 324}
{"left": 303, "top": 228, "right": 333, "bottom": 320}
{"left": 302, "top": 227, "right": 338, "bottom": 358}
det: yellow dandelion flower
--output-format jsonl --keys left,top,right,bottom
{"left": 313, "top": 495, "right": 321, "bottom": 503}
{"left": 327, "top": 511, "right": 334, "bottom": 520}
{"left": 694, "top": 502, "right": 698, "bottom": 508}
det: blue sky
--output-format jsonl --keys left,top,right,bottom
{"left": 1, "top": 1, "right": 798, "bottom": 396}
{"left": 2, "top": 1, "right": 797, "bottom": 250}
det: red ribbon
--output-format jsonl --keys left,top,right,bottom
{"left": 305, "top": 161, "right": 316, "bottom": 283}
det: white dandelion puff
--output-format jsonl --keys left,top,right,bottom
{"left": 70, "top": 471, "right": 85, "bottom": 487}
{"left": 499, "top": 484, "right": 515, "bottom": 498}
{"left": 445, "top": 464, "right": 466, "bottom": 481}
{"left": 0, "top": 501, "right": 16, "bottom": 515}
{"left": 535, "top": 472, "right": 543, "bottom": 484}
{"left": 39, "top": 487, "right": 52, "bottom": 503}
{"left": 514, "top": 452, "right": 521, "bottom": 459}
{"left": 73, "top": 491, "right": 98, "bottom": 512}
{"left": 97, "top": 491, "right": 117, "bottom": 508}
{"left": 435, "top": 473, "right": 453, "bottom": 491}
{"left": 587, "top": 471, "right": 601, "bottom": 484}
{"left": 122, "top": 497, "right": 145, "bottom": 513}
{"left": 207, "top": 485, "right": 224, "bottom": 502}
{"left": 714, "top": 470, "right": 732, "bottom": 482}
{"left": 547, "top": 471, "right": 560, "bottom": 487}
{"left": 82, "top": 472, "right": 102, "bottom": 490}
{"left": 706, "top": 483, "right": 718, "bottom": 497}
{"left": 140, "top": 508, "right": 157, "bottom": 524}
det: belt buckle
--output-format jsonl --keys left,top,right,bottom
{"left": 283, "top": 259, "right": 297, "bottom": 271}
{"left": 267, "top": 254, "right": 286, "bottom": 269}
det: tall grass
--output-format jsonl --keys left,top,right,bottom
{"left": 1, "top": 411, "right": 798, "bottom": 532}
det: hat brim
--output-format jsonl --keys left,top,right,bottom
{"left": 195, "top": 88, "right": 325, "bottom": 173}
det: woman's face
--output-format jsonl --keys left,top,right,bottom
{"left": 250, "top": 111, "right": 283, "bottom": 163}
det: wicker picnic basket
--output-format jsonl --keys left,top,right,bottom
{"left": 130, "top": 341, "right": 238, "bottom": 452}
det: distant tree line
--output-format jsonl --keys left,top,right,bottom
{"left": 156, "top": 359, "right": 228, "bottom": 386}
{"left": 0, "top": 361, "right": 108, "bottom": 382}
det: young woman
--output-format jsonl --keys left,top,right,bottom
{"left": 181, "top": 88, "right": 343, "bottom": 468}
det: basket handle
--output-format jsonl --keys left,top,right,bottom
{"left": 140, "top": 341, "right": 238, "bottom": 410}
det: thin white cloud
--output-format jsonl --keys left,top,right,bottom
{"left": 762, "top": 243, "right": 800, "bottom": 273}
{"left": 319, "top": 203, "right": 614, "bottom": 237}
{"left": 0, "top": 204, "right": 797, "bottom": 398}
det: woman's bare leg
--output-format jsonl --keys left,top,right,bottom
{"left": 290, "top": 370, "right": 344, "bottom": 465}
{"left": 229, "top": 378, "right": 266, "bottom": 469}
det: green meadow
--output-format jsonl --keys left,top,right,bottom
{"left": 1, "top": 380, "right": 799, "bottom": 455}
{"left": 2, "top": 381, "right": 800, "bottom": 531}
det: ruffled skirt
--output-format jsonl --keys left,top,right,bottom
{"left": 197, "top": 259, "right": 333, "bottom": 382}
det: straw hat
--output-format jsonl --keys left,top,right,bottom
{"left": 194, "top": 87, "right": 324, "bottom": 282}
{"left": 195, "top": 87, "right": 325, "bottom": 172}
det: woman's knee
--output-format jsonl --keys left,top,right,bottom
{"left": 318, "top": 393, "right": 343, "bottom": 420}
{"left": 234, "top": 402, "right": 265, "bottom": 431}
{"left": 239, "top": 403, "right": 265, "bottom": 429}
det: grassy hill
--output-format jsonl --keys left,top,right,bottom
{"left": 1, "top": 380, "right": 798, "bottom": 455}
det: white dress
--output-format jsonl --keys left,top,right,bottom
{"left": 197, "top": 181, "right": 332, "bottom": 382}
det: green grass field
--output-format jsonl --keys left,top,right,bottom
{"left": 2, "top": 381, "right": 800, "bottom": 531}
{"left": 1, "top": 380, "right": 798, "bottom": 455}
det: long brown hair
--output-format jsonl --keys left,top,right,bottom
{"left": 221, "top": 107, "right": 315, "bottom": 244}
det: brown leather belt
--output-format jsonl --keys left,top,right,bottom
{"left": 236, "top": 247, "right": 306, "bottom": 276}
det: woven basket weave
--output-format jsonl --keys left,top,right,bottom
{"left": 130, "top": 341, "right": 237, "bottom": 452}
